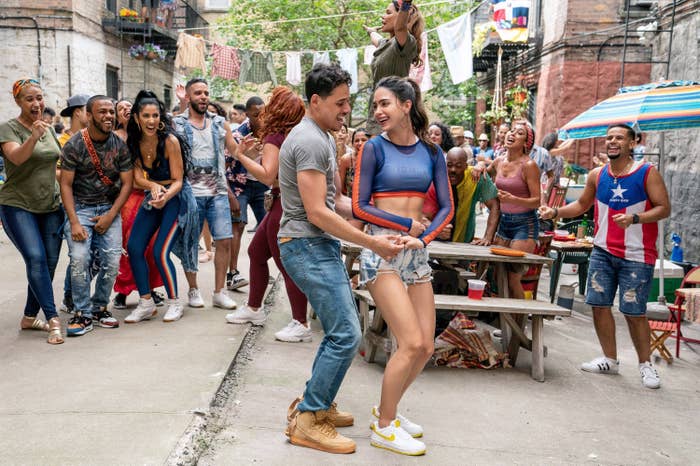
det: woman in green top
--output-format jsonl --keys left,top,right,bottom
{"left": 364, "top": 0, "right": 424, "bottom": 134}
{"left": 0, "top": 78, "right": 65, "bottom": 345}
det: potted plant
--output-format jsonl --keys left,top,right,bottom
{"left": 506, "top": 85, "right": 529, "bottom": 119}
{"left": 472, "top": 22, "right": 497, "bottom": 57}
{"left": 119, "top": 7, "right": 139, "bottom": 22}
{"left": 481, "top": 107, "right": 509, "bottom": 126}
{"left": 144, "top": 43, "right": 167, "bottom": 61}
{"left": 129, "top": 44, "right": 146, "bottom": 60}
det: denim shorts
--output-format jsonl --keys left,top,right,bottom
{"left": 231, "top": 180, "right": 267, "bottom": 225}
{"left": 195, "top": 194, "right": 233, "bottom": 240}
{"left": 359, "top": 225, "right": 432, "bottom": 286}
{"left": 496, "top": 211, "right": 539, "bottom": 242}
{"left": 585, "top": 247, "right": 654, "bottom": 316}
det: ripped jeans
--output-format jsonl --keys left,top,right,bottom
{"left": 64, "top": 203, "right": 122, "bottom": 317}
{"left": 585, "top": 246, "right": 654, "bottom": 316}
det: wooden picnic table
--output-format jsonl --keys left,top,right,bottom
{"left": 341, "top": 240, "right": 555, "bottom": 367}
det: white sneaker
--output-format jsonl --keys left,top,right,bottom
{"left": 639, "top": 361, "right": 661, "bottom": 389}
{"left": 274, "top": 319, "right": 312, "bottom": 343}
{"left": 187, "top": 288, "right": 205, "bottom": 308}
{"left": 371, "top": 406, "right": 423, "bottom": 438}
{"left": 370, "top": 419, "right": 426, "bottom": 456}
{"left": 124, "top": 298, "right": 157, "bottom": 323}
{"left": 163, "top": 299, "right": 184, "bottom": 322}
{"left": 225, "top": 304, "right": 266, "bottom": 325}
{"left": 212, "top": 291, "right": 237, "bottom": 309}
{"left": 581, "top": 356, "right": 620, "bottom": 374}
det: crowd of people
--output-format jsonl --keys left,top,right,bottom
{"left": 0, "top": 0, "right": 672, "bottom": 459}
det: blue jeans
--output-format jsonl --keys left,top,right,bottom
{"left": 232, "top": 180, "right": 267, "bottom": 225}
{"left": 497, "top": 210, "right": 539, "bottom": 241}
{"left": 279, "top": 237, "right": 362, "bottom": 412}
{"left": 64, "top": 203, "right": 122, "bottom": 317}
{"left": 0, "top": 205, "right": 64, "bottom": 320}
{"left": 195, "top": 194, "right": 233, "bottom": 240}
{"left": 128, "top": 196, "right": 181, "bottom": 299}
{"left": 585, "top": 247, "right": 654, "bottom": 316}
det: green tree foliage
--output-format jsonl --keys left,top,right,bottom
{"left": 212, "top": 0, "right": 479, "bottom": 126}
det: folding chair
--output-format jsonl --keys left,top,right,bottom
{"left": 667, "top": 266, "right": 700, "bottom": 358}
{"left": 649, "top": 320, "right": 674, "bottom": 363}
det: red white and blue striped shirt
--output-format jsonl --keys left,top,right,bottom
{"left": 593, "top": 161, "right": 658, "bottom": 265}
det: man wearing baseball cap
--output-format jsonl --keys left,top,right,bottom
{"left": 58, "top": 94, "right": 91, "bottom": 147}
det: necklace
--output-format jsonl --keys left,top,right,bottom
{"left": 610, "top": 159, "right": 633, "bottom": 183}
{"left": 141, "top": 142, "right": 156, "bottom": 162}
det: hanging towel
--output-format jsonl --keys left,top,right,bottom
{"left": 238, "top": 50, "right": 277, "bottom": 86}
{"left": 336, "top": 48, "right": 358, "bottom": 94}
{"left": 437, "top": 14, "right": 473, "bottom": 85}
{"left": 409, "top": 32, "right": 433, "bottom": 92}
{"left": 174, "top": 32, "right": 207, "bottom": 73}
{"left": 363, "top": 45, "right": 377, "bottom": 65}
{"left": 211, "top": 43, "right": 241, "bottom": 80}
{"left": 313, "top": 51, "right": 330, "bottom": 66}
{"left": 285, "top": 52, "right": 302, "bottom": 86}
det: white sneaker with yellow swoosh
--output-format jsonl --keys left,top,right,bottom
{"left": 371, "top": 405, "right": 423, "bottom": 438}
{"left": 370, "top": 419, "right": 426, "bottom": 456}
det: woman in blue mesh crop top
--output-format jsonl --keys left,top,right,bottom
{"left": 351, "top": 76, "right": 453, "bottom": 455}
{"left": 125, "top": 91, "right": 189, "bottom": 323}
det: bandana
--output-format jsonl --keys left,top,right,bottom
{"left": 12, "top": 78, "right": 40, "bottom": 98}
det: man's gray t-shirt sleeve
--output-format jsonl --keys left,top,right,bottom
{"left": 294, "top": 140, "right": 331, "bottom": 174}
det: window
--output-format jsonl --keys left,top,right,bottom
{"left": 163, "top": 85, "right": 172, "bottom": 111}
{"left": 527, "top": 87, "right": 537, "bottom": 127}
{"left": 205, "top": 0, "right": 231, "bottom": 10}
{"left": 106, "top": 65, "right": 119, "bottom": 100}
{"left": 106, "top": 0, "right": 117, "bottom": 14}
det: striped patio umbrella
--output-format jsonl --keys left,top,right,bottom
{"left": 558, "top": 80, "right": 700, "bottom": 140}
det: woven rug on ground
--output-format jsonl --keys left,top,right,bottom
{"left": 434, "top": 313, "right": 510, "bottom": 369}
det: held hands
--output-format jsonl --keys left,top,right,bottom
{"left": 396, "top": 236, "right": 424, "bottom": 250}
{"left": 148, "top": 184, "right": 168, "bottom": 209}
{"left": 612, "top": 213, "right": 633, "bottom": 229}
{"left": 371, "top": 235, "right": 404, "bottom": 261}
{"left": 408, "top": 219, "right": 426, "bottom": 237}
{"left": 538, "top": 205, "right": 556, "bottom": 220}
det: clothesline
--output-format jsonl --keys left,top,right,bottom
{"left": 176, "top": 0, "right": 472, "bottom": 33}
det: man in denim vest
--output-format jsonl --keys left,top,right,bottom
{"left": 59, "top": 96, "right": 133, "bottom": 336}
{"left": 173, "top": 78, "right": 240, "bottom": 310}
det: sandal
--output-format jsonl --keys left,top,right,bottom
{"left": 47, "top": 317, "right": 64, "bottom": 345}
{"left": 21, "top": 316, "right": 50, "bottom": 332}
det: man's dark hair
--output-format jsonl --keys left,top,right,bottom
{"left": 245, "top": 96, "right": 264, "bottom": 110}
{"left": 54, "top": 122, "right": 65, "bottom": 134}
{"left": 185, "top": 78, "right": 208, "bottom": 90}
{"left": 606, "top": 123, "right": 635, "bottom": 139}
{"left": 233, "top": 103, "right": 246, "bottom": 113}
{"left": 86, "top": 95, "right": 113, "bottom": 113}
{"left": 304, "top": 64, "right": 352, "bottom": 102}
{"left": 43, "top": 107, "right": 56, "bottom": 117}
{"left": 542, "top": 132, "right": 558, "bottom": 151}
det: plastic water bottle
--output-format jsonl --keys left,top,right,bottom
{"left": 671, "top": 233, "right": 683, "bottom": 262}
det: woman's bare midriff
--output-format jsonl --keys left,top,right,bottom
{"left": 375, "top": 196, "right": 424, "bottom": 224}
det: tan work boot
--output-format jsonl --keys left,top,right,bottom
{"left": 286, "top": 410, "right": 356, "bottom": 454}
{"left": 287, "top": 396, "right": 354, "bottom": 427}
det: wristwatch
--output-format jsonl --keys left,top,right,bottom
{"left": 632, "top": 213, "right": 640, "bottom": 224}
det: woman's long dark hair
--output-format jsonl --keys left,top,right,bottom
{"left": 375, "top": 76, "right": 437, "bottom": 155}
{"left": 429, "top": 121, "right": 455, "bottom": 153}
{"left": 126, "top": 90, "right": 191, "bottom": 174}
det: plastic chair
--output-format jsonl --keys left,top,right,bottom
{"left": 666, "top": 266, "right": 700, "bottom": 358}
{"left": 549, "top": 219, "right": 593, "bottom": 296}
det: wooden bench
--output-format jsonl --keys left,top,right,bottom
{"left": 353, "top": 289, "right": 571, "bottom": 382}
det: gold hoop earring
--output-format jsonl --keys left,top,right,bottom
{"left": 158, "top": 121, "right": 165, "bottom": 131}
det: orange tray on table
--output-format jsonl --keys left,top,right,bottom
{"left": 490, "top": 247, "right": 526, "bottom": 257}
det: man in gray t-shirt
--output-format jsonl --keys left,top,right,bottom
{"left": 277, "top": 64, "right": 403, "bottom": 455}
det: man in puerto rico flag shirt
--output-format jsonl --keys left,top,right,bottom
{"left": 540, "top": 124, "right": 670, "bottom": 389}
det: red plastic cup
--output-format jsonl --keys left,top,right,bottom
{"left": 467, "top": 279, "right": 486, "bottom": 300}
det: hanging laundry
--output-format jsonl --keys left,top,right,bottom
{"left": 492, "top": 0, "right": 530, "bottom": 42}
{"left": 336, "top": 48, "right": 358, "bottom": 94}
{"left": 363, "top": 45, "right": 377, "bottom": 65}
{"left": 285, "top": 52, "right": 302, "bottom": 86}
{"left": 174, "top": 32, "right": 207, "bottom": 73}
{"left": 210, "top": 43, "right": 241, "bottom": 80}
{"left": 409, "top": 32, "right": 433, "bottom": 92}
{"left": 313, "top": 51, "right": 330, "bottom": 66}
{"left": 238, "top": 50, "right": 277, "bottom": 86}
{"left": 437, "top": 14, "right": 473, "bottom": 85}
